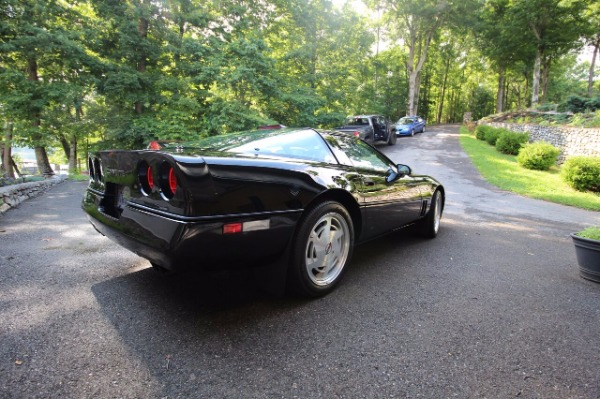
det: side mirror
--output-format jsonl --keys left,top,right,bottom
{"left": 397, "top": 164, "right": 411, "bottom": 177}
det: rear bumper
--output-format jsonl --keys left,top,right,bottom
{"left": 83, "top": 189, "right": 300, "bottom": 271}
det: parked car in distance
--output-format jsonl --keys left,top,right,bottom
{"left": 392, "top": 116, "right": 426, "bottom": 137}
{"left": 337, "top": 115, "right": 397, "bottom": 146}
{"left": 83, "top": 128, "right": 444, "bottom": 297}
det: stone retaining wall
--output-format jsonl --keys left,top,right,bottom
{"left": 0, "top": 176, "right": 67, "bottom": 215}
{"left": 484, "top": 122, "right": 600, "bottom": 164}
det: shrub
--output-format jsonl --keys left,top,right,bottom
{"left": 475, "top": 125, "right": 492, "bottom": 140}
{"left": 517, "top": 141, "right": 560, "bottom": 170}
{"left": 484, "top": 128, "right": 502, "bottom": 145}
{"left": 496, "top": 131, "right": 529, "bottom": 155}
{"left": 562, "top": 156, "right": 600, "bottom": 192}
{"left": 560, "top": 95, "right": 600, "bottom": 113}
{"left": 536, "top": 103, "right": 557, "bottom": 112}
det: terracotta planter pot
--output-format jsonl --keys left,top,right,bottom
{"left": 571, "top": 233, "right": 600, "bottom": 283}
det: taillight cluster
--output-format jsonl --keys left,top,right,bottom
{"left": 139, "top": 161, "right": 178, "bottom": 200}
{"left": 88, "top": 156, "right": 103, "bottom": 183}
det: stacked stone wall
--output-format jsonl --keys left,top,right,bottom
{"left": 0, "top": 176, "right": 67, "bottom": 215}
{"left": 484, "top": 122, "right": 600, "bottom": 164}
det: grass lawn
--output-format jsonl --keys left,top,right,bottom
{"left": 459, "top": 126, "right": 600, "bottom": 212}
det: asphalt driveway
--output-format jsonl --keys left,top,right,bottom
{"left": 1, "top": 124, "right": 599, "bottom": 398}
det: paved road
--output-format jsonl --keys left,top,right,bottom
{"left": 1, "top": 125, "right": 599, "bottom": 398}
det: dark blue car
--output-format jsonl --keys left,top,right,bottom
{"left": 393, "top": 116, "right": 426, "bottom": 136}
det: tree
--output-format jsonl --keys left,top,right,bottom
{"left": 509, "top": 0, "right": 587, "bottom": 106}
{"left": 381, "top": 0, "right": 478, "bottom": 116}
{"left": 582, "top": 0, "right": 600, "bottom": 96}
{"left": 0, "top": 0, "right": 95, "bottom": 175}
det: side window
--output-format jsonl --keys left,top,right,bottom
{"left": 331, "top": 136, "right": 393, "bottom": 173}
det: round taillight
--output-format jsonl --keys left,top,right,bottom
{"left": 147, "top": 166, "right": 154, "bottom": 189}
{"left": 139, "top": 161, "right": 153, "bottom": 195}
{"left": 168, "top": 167, "right": 177, "bottom": 194}
{"left": 159, "top": 162, "right": 177, "bottom": 199}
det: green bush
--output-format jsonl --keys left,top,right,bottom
{"left": 536, "top": 103, "right": 557, "bottom": 112}
{"left": 560, "top": 95, "right": 600, "bottom": 113}
{"left": 562, "top": 156, "right": 600, "bottom": 192}
{"left": 484, "top": 128, "right": 501, "bottom": 145}
{"left": 496, "top": 131, "right": 529, "bottom": 155}
{"left": 475, "top": 125, "right": 492, "bottom": 140}
{"left": 517, "top": 141, "right": 560, "bottom": 170}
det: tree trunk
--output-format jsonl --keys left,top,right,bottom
{"left": 3, "top": 120, "right": 15, "bottom": 178}
{"left": 11, "top": 156, "right": 22, "bottom": 177}
{"left": 436, "top": 58, "right": 450, "bottom": 123}
{"left": 588, "top": 37, "right": 599, "bottom": 97}
{"left": 70, "top": 104, "right": 82, "bottom": 174}
{"left": 59, "top": 134, "right": 70, "bottom": 160}
{"left": 27, "top": 57, "right": 54, "bottom": 177}
{"left": 69, "top": 135, "right": 77, "bottom": 174}
{"left": 531, "top": 47, "right": 542, "bottom": 107}
{"left": 496, "top": 66, "right": 505, "bottom": 113}
{"left": 540, "top": 57, "right": 551, "bottom": 104}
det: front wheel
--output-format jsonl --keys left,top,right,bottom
{"left": 288, "top": 201, "right": 354, "bottom": 297}
{"left": 410, "top": 129, "right": 415, "bottom": 137}
{"left": 419, "top": 190, "right": 443, "bottom": 238}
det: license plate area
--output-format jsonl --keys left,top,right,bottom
{"left": 99, "top": 182, "right": 125, "bottom": 218}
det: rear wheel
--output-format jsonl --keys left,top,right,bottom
{"left": 288, "top": 201, "right": 354, "bottom": 297}
{"left": 150, "top": 262, "right": 175, "bottom": 276}
{"left": 419, "top": 190, "right": 443, "bottom": 238}
{"left": 387, "top": 130, "right": 397, "bottom": 145}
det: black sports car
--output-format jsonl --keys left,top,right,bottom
{"left": 83, "top": 128, "right": 444, "bottom": 297}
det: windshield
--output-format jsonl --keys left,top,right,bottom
{"left": 227, "top": 129, "right": 336, "bottom": 163}
{"left": 398, "top": 117, "right": 415, "bottom": 124}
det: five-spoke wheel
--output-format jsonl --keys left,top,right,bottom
{"left": 288, "top": 201, "right": 354, "bottom": 297}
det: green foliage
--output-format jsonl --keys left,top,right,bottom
{"left": 562, "top": 156, "right": 600, "bottom": 192}
{"left": 560, "top": 95, "right": 600, "bottom": 113}
{"left": 496, "top": 131, "right": 529, "bottom": 155}
{"left": 517, "top": 141, "right": 561, "bottom": 170}
{"left": 475, "top": 125, "right": 492, "bottom": 140}
{"left": 535, "top": 103, "right": 557, "bottom": 112}
{"left": 0, "top": 0, "right": 598, "bottom": 164}
{"left": 576, "top": 227, "right": 600, "bottom": 240}
{"left": 484, "top": 127, "right": 501, "bottom": 145}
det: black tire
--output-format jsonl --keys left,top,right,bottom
{"left": 410, "top": 129, "right": 415, "bottom": 137}
{"left": 288, "top": 201, "right": 354, "bottom": 297}
{"left": 387, "top": 130, "right": 397, "bottom": 145}
{"left": 150, "top": 262, "right": 175, "bottom": 276}
{"left": 419, "top": 190, "right": 443, "bottom": 238}
{"left": 422, "top": 125, "right": 426, "bottom": 133}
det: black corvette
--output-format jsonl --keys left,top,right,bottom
{"left": 83, "top": 128, "right": 444, "bottom": 297}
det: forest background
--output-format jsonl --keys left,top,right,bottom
{"left": 0, "top": 0, "right": 599, "bottom": 176}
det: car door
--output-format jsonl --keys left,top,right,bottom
{"left": 334, "top": 137, "right": 423, "bottom": 239}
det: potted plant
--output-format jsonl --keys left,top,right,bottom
{"left": 571, "top": 227, "right": 600, "bottom": 283}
